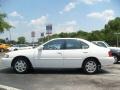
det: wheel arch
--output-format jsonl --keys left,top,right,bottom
{"left": 11, "top": 56, "right": 33, "bottom": 68}
{"left": 82, "top": 57, "right": 101, "bottom": 68}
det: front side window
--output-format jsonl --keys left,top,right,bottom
{"left": 43, "top": 39, "right": 65, "bottom": 50}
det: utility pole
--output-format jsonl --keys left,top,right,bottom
{"left": 114, "top": 33, "right": 120, "bottom": 47}
{"left": 31, "top": 31, "right": 35, "bottom": 47}
{"left": 9, "top": 30, "right": 11, "bottom": 42}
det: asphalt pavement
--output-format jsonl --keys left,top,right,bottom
{"left": 0, "top": 53, "right": 120, "bottom": 90}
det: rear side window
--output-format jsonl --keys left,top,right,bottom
{"left": 65, "top": 39, "right": 89, "bottom": 49}
{"left": 81, "top": 41, "right": 89, "bottom": 49}
{"left": 65, "top": 39, "right": 82, "bottom": 49}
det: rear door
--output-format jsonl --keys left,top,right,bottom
{"left": 63, "top": 39, "right": 89, "bottom": 68}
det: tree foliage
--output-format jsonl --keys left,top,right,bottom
{"left": 0, "top": 38, "right": 5, "bottom": 43}
{"left": 17, "top": 36, "right": 26, "bottom": 44}
{"left": 0, "top": 13, "right": 12, "bottom": 33}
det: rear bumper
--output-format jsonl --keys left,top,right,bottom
{"left": 99, "top": 57, "right": 114, "bottom": 67}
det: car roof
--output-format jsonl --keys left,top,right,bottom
{"left": 43, "top": 38, "right": 92, "bottom": 46}
{"left": 51, "top": 38, "right": 86, "bottom": 41}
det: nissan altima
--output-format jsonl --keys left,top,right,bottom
{"left": 2, "top": 38, "right": 114, "bottom": 74}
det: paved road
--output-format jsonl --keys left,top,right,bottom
{"left": 0, "top": 53, "right": 120, "bottom": 90}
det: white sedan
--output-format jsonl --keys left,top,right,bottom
{"left": 2, "top": 38, "right": 114, "bottom": 74}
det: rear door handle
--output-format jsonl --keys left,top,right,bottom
{"left": 83, "top": 52, "right": 88, "bottom": 53}
{"left": 58, "top": 52, "right": 62, "bottom": 54}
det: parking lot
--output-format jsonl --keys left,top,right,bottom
{"left": 0, "top": 53, "right": 120, "bottom": 90}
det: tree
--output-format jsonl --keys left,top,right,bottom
{"left": 59, "top": 32, "right": 69, "bottom": 38}
{"left": 103, "top": 17, "right": 120, "bottom": 45}
{"left": 104, "top": 17, "right": 120, "bottom": 33}
{"left": 0, "top": 13, "right": 12, "bottom": 33}
{"left": 76, "top": 30, "right": 89, "bottom": 39}
{"left": 17, "top": 36, "right": 26, "bottom": 44}
{"left": 0, "top": 39, "right": 5, "bottom": 43}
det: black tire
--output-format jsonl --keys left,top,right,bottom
{"left": 82, "top": 59, "right": 99, "bottom": 74}
{"left": 12, "top": 57, "right": 30, "bottom": 74}
{"left": 113, "top": 55, "right": 119, "bottom": 64}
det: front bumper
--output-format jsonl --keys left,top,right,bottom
{"left": 1, "top": 58, "right": 13, "bottom": 68}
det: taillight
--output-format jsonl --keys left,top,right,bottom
{"left": 108, "top": 51, "right": 112, "bottom": 57}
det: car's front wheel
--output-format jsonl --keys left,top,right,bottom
{"left": 12, "top": 57, "right": 30, "bottom": 74}
{"left": 82, "top": 59, "right": 98, "bottom": 74}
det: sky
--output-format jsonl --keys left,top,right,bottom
{"left": 0, "top": 0, "right": 120, "bottom": 42}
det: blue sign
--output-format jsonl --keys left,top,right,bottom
{"left": 41, "top": 32, "right": 44, "bottom": 37}
{"left": 46, "top": 24, "right": 52, "bottom": 34}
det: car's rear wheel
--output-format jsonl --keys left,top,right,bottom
{"left": 12, "top": 57, "right": 30, "bottom": 74}
{"left": 82, "top": 59, "right": 98, "bottom": 74}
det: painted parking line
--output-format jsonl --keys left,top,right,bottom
{"left": 0, "top": 85, "right": 21, "bottom": 90}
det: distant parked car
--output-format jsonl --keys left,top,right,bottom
{"left": 0, "top": 43, "right": 10, "bottom": 52}
{"left": 28, "top": 44, "right": 39, "bottom": 48}
{"left": 8, "top": 44, "right": 33, "bottom": 51}
{"left": 2, "top": 38, "right": 114, "bottom": 74}
{"left": 92, "top": 41, "right": 120, "bottom": 63}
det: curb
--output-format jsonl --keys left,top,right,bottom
{"left": 0, "top": 85, "right": 21, "bottom": 90}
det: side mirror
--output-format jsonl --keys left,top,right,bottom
{"left": 38, "top": 45, "right": 43, "bottom": 51}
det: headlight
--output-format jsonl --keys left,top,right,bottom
{"left": 4, "top": 54, "right": 9, "bottom": 58}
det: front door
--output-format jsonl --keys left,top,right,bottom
{"left": 37, "top": 39, "right": 65, "bottom": 68}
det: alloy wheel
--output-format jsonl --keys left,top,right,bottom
{"left": 84, "top": 60, "right": 97, "bottom": 74}
{"left": 14, "top": 60, "right": 27, "bottom": 73}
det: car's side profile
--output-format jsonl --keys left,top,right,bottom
{"left": 2, "top": 38, "right": 114, "bottom": 74}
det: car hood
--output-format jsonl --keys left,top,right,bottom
{"left": 7, "top": 48, "right": 36, "bottom": 58}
